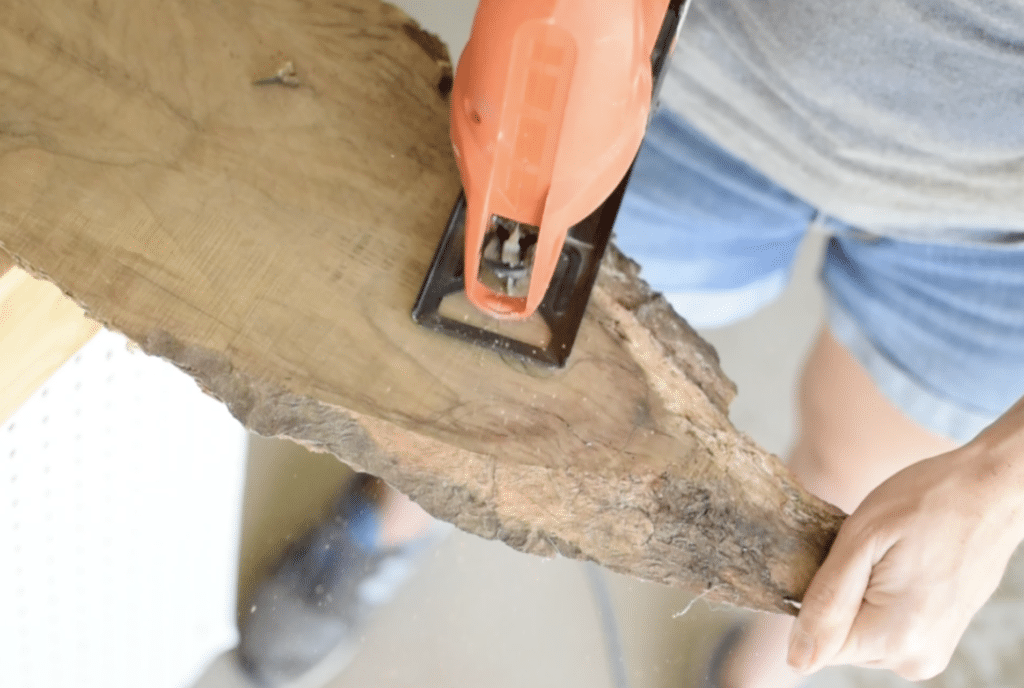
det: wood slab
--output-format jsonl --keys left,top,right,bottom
{"left": 0, "top": 0, "right": 843, "bottom": 612}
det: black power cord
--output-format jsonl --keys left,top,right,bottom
{"left": 585, "top": 562, "right": 633, "bottom": 688}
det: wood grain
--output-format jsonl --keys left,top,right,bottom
{"left": 0, "top": 0, "right": 843, "bottom": 612}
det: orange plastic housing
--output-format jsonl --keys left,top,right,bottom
{"left": 451, "top": 0, "right": 671, "bottom": 320}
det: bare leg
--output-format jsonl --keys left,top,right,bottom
{"left": 719, "top": 328, "right": 957, "bottom": 688}
{"left": 379, "top": 485, "right": 435, "bottom": 547}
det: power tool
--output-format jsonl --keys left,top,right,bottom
{"left": 413, "top": 0, "right": 691, "bottom": 366}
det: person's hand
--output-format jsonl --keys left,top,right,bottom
{"left": 786, "top": 418, "right": 1024, "bottom": 681}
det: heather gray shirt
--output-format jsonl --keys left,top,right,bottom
{"left": 660, "top": 0, "right": 1024, "bottom": 242}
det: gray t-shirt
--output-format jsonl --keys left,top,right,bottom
{"left": 660, "top": 0, "right": 1024, "bottom": 241}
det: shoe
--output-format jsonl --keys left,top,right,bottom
{"left": 238, "top": 473, "right": 445, "bottom": 687}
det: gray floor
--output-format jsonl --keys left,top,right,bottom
{"left": 190, "top": 3, "right": 1024, "bottom": 688}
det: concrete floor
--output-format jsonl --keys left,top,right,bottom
{"left": 190, "top": 3, "right": 1024, "bottom": 688}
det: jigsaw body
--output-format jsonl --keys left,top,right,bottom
{"left": 413, "top": 0, "right": 690, "bottom": 366}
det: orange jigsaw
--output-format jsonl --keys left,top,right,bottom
{"left": 413, "top": 0, "right": 690, "bottom": 366}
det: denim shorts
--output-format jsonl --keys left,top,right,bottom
{"left": 614, "top": 109, "right": 1024, "bottom": 444}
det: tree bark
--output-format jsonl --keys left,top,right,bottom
{"left": 0, "top": 0, "right": 843, "bottom": 613}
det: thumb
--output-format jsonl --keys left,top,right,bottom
{"left": 788, "top": 525, "right": 877, "bottom": 674}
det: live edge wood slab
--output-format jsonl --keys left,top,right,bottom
{"left": 0, "top": 0, "right": 844, "bottom": 613}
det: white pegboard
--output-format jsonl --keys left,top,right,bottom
{"left": 0, "top": 328, "right": 248, "bottom": 688}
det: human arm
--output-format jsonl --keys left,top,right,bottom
{"left": 787, "top": 393, "right": 1024, "bottom": 681}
